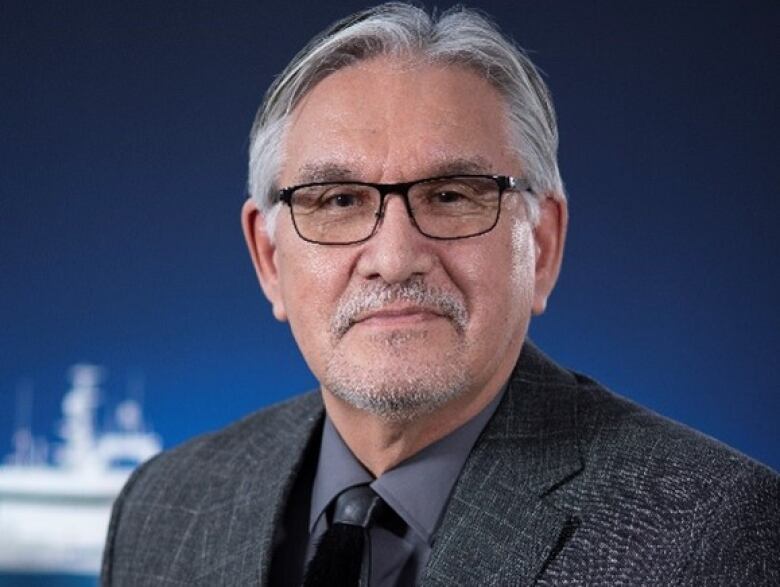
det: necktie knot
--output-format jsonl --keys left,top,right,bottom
{"left": 303, "top": 484, "right": 392, "bottom": 587}
{"left": 332, "top": 484, "right": 384, "bottom": 528}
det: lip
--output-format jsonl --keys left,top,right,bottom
{"left": 352, "top": 306, "right": 446, "bottom": 327}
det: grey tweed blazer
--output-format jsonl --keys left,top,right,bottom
{"left": 102, "top": 343, "right": 779, "bottom": 586}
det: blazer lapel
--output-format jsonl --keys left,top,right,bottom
{"left": 422, "top": 343, "right": 584, "bottom": 586}
{"left": 251, "top": 395, "right": 324, "bottom": 585}
{"left": 191, "top": 392, "right": 324, "bottom": 586}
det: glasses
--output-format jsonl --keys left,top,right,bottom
{"left": 274, "top": 174, "right": 532, "bottom": 245}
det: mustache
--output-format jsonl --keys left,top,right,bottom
{"left": 331, "top": 278, "right": 469, "bottom": 338}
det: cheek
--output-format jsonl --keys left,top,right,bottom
{"left": 276, "top": 243, "right": 352, "bottom": 359}
{"left": 280, "top": 262, "right": 333, "bottom": 325}
{"left": 445, "top": 226, "right": 534, "bottom": 339}
{"left": 283, "top": 242, "right": 335, "bottom": 285}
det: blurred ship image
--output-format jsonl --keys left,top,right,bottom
{"left": 0, "top": 365, "right": 161, "bottom": 579}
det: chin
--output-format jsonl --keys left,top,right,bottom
{"left": 323, "top": 356, "right": 470, "bottom": 422}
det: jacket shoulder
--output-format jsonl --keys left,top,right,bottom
{"left": 140, "top": 390, "right": 321, "bottom": 482}
{"left": 101, "top": 391, "right": 322, "bottom": 585}
{"left": 572, "top": 369, "right": 776, "bottom": 483}
{"left": 562, "top": 370, "right": 779, "bottom": 583}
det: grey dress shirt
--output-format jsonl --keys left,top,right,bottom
{"left": 306, "top": 387, "right": 506, "bottom": 586}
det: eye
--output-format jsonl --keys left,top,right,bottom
{"left": 432, "top": 190, "right": 467, "bottom": 204}
{"left": 315, "top": 185, "right": 376, "bottom": 213}
{"left": 291, "top": 184, "right": 376, "bottom": 216}
{"left": 424, "top": 183, "right": 479, "bottom": 207}
{"left": 413, "top": 178, "right": 497, "bottom": 215}
{"left": 323, "top": 192, "right": 361, "bottom": 208}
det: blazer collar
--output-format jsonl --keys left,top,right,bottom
{"left": 422, "top": 341, "right": 584, "bottom": 585}
{"left": 237, "top": 341, "right": 584, "bottom": 585}
{"left": 209, "top": 392, "right": 325, "bottom": 586}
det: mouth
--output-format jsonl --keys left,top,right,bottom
{"left": 350, "top": 305, "right": 448, "bottom": 329}
{"left": 331, "top": 279, "right": 469, "bottom": 339}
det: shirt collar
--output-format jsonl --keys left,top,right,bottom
{"left": 309, "top": 416, "right": 373, "bottom": 533}
{"left": 309, "top": 385, "right": 507, "bottom": 544}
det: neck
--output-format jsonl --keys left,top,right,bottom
{"left": 321, "top": 372, "right": 508, "bottom": 477}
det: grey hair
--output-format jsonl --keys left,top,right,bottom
{"left": 248, "top": 2, "right": 565, "bottom": 235}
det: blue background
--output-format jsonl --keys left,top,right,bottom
{"left": 1, "top": 0, "right": 778, "bottom": 490}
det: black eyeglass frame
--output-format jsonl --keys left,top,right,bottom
{"left": 273, "top": 174, "right": 533, "bottom": 245}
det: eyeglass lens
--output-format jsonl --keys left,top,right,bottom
{"left": 290, "top": 176, "right": 502, "bottom": 244}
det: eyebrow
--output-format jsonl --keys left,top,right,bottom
{"left": 296, "top": 162, "right": 358, "bottom": 184}
{"left": 292, "top": 156, "right": 497, "bottom": 186}
{"left": 426, "top": 157, "right": 494, "bottom": 177}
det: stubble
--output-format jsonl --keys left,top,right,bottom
{"left": 323, "top": 277, "right": 470, "bottom": 422}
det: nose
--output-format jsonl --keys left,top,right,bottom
{"left": 355, "top": 194, "right": 434, "bottom": 283}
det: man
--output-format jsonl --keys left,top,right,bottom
{"left": 102, "top": 3, "right": 779, "bottom": 585}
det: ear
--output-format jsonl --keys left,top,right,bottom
{"left": 531, "top": 195, "right": 568, "bottom": 315}
{"left": 241, "top": 199, "right": 288, "bottom": 321}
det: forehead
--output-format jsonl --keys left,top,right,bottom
{"left": 279, "top": 57, "right": 520, "bottom": 185}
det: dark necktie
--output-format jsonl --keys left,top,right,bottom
{"left": 302, "top": 485, "right": 386, "bottom": 587}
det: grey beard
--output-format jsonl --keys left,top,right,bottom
{"left": 324, "top": 278, "right": 471, "bottom": 421}
{"left": 324, "top": 355, "right": 469, "bottom": 422}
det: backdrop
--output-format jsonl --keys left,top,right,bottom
{"left": 2, "top": 0, "right": 778, "bottom": 482}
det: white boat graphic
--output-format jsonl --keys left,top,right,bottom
{"left": 0, "top": 365, "right": 161, "bottom": 575}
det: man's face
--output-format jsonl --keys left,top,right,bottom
{"left": 244, "top": 57, "right": 564, "bottom": 420}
